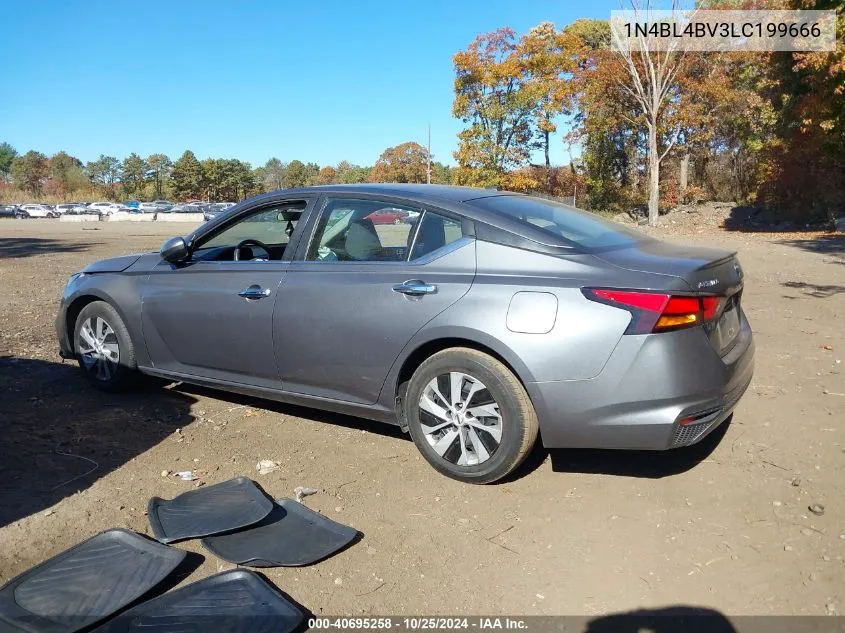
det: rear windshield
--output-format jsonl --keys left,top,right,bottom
{"left": 466, "top": 195, "right": 646, "bottom": 250}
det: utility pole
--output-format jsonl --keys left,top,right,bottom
{"left": 426, "top": 123, "right": 432, "bottom": 185}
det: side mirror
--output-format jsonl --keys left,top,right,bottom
{"left": 160, "top": 236, "right": 189, "bottom": 263}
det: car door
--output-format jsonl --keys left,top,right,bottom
{"left": 140, "top": 197, "right": 314, "bottom": 389}
{"left": 273, "top": 195, "right": 476, "bottom": 404}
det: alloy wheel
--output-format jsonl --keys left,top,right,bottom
{"left": 418, "top": 372, "right": 503, "bottom": 466}
{"left": 77, "top": 316, "right": 120, "bottom": 382}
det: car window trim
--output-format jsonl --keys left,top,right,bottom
{"left": 164, "top": 259, "right": 290, "bottom": 270}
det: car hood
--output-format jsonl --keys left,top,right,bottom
{"left": 82, "top": 253, "right": 144, "bottom": 273}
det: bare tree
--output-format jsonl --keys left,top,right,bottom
{"left": 611, "top": 1, "right": 686, "bottom": 225}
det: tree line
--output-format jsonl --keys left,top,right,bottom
{"left": 450, "top": 0, "right": 843, "bottom": 224}
{"left": 2, "top": 0, "right": 840, "bottom": 224}
{"left": 0, "top": 142, "right": 453, "bottom": 203}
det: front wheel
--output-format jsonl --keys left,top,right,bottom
{"left": 405, "top": 348, "right": 539, "bottom": 484}
{"left": 73, "top": 301, "right": 138, "bottom": 391}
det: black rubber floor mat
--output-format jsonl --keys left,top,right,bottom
{"left": 147, "top": 477, "right": 273, "bottom": 544}
{"left": 94, "top": 569, "right": 303, "bottom": 633}
{"left": 0, "top": 529, "right": 185, "bottom": 633}
{"left": 201, "top": 498, "right": 358, "bottom": 567}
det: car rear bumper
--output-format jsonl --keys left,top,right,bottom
{"left": 527, "top": 312, "right": 755, "bottom": 450}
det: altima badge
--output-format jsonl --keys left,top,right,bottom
{"left": 697, "top": 279, "right": 718, "bottom": 289}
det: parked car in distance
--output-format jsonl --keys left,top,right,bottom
{"left": 202, "top": 202, "right": 237, "bottom": 221}
{"left": 366, "top": 208, "right": 409, "bottom": 225}
{"left": 89, "top": 202, "right": 131, "bottom": 215}
{"left": 171, "top": 203, "right": 206, "bottom": 214}
{"left": 0, "top": 204, "right": 25, "bottom": 218}
{"left": 153, "top": 200, "right": 174, "bottom": 212}
{"left": 67, "top": 203, "right": 95, "bottom": 215}
{"left": 137, "top": 202, "right": 160, "bottom": 213}
{"left": 123, "top": 200, "right": 140, "bottom": 210}
{"left": 87, "top": 202, "right": 117, "bottom": 215}
{"left": 56, "top": 184, "right": 755, "bottom": 484}
{"left": 19, "top": 204, "right": 56, "bottom": 218}
{"left": 54, "top": 203, "right": 77, "bottom": 215}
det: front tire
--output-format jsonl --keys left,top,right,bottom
{"left": 73, "top": 301, "right": 137, "bottom": 391}
{"left": 405, "top": 348, "right": 539, "bottom": 484}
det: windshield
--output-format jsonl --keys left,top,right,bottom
{"left": 466, "top": 195, "right": 646, "bottom": 251}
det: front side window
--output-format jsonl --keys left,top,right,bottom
{"left": 192, "top": 201, "right": 305, "bottom": 262}
{"left": 306, "top": 198, "right": 417, "bottom": 262}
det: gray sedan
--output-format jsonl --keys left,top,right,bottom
{"left": 56, "top": 184, "right": 754, "bottom": 483}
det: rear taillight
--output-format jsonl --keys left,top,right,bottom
{"left": 582, "top": 288, "right": 724, "bottom": 334}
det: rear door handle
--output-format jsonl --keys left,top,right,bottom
{"left": 392, "top": 280, "right": 437, "bottom": 296}
{"left": 238, "top": 284, "right": 271, "bottom": 299}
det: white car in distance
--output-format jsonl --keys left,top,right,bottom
{"left": 19, "top": 204, "right": 55, "bottom": 218}
{"left": 87, "top": 202, "right": 126, "bottom": 216}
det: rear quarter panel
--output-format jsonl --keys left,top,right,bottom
{"left": 379, "top": 241, "right": 635, "bottom": 406}
{"left": 459, "top": 241, "right": 634, "bottom": 382}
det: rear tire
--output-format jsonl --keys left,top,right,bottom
{"left": 405, "top": 347, "right": 538, "bottom": 484}
{"left": 73, "top": 301, "right": 138, "bottom": 391}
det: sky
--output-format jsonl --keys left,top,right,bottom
{"left": 0, "top": 0, "right": 613, "bottom": 169}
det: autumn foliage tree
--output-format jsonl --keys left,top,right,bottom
{"left": 449, "top": 2, "right": 843, "bottom": 224}
{"left": 50, "top": 151, "right": 87, "bottom": 195}
{"left": 369, "top": 142, "right": 430, "bottom": 183}
{"left": 452, "top": 28, "right": 539, "bottom": 187}
{"left": 11, "top": 151, "right": 49, "bottom": 195}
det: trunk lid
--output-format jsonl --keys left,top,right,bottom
{"left": 595, "top": 240, "right": 746, "bottom": 355}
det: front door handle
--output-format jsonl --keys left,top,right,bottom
{"left": 238, "top": 284, "right": 271, "bottom": 300}
{"left": 392, "top": 280, "right": 437, "bottom": 296}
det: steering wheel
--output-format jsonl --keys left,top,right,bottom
{"left": 234, "top": 238, "right": 270, "bottom": 261}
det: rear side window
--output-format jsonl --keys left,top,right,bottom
{"left": 306, "top": 198, "right": 417, "bottom": 262}
{"left": 466, "top": 195, "right": 645, "bottom": 250}
{"left": 409, "top": 211, "right": 463, "bottom": 260}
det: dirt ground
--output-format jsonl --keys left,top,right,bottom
{"left": 0, "top": 211, "right": 843, "bottom": 618}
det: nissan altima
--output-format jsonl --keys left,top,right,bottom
{"left": 56, "top": 184, "right": 754, "bottom": 483}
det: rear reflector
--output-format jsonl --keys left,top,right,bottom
{"left": 582, "top": 288, "right": 725, "bottom": 335}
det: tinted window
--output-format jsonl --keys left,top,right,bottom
{"left": 409, "top": 211, "right": 463, "bottom": 260}
{"left": 466, "top": 195, "right": 645, "bottom": 250}
{"left": 307, "top": 198, "right": 416, "bottom": 262}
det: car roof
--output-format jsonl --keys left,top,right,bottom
{"left": 205, "top": 184, "right": 592, "bottom": 254}
{"left": 267, "top": 183, "right": 504, "bottom": 204}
